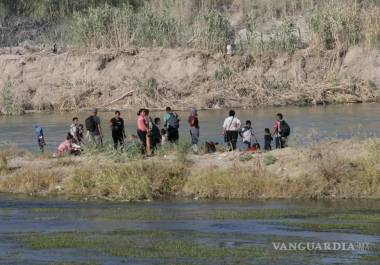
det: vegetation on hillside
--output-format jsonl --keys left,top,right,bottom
{"left": 1, "top": 0, "right": 379, "bottom": 52}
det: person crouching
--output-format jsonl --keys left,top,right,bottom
{"left": 58, "top": 133, "right": 81, "bottom": 156}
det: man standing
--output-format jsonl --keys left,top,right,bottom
{"left": 85, "top": 108, "right": 103, "bottom": 147}
{"left": 110, "top": 110, "right": 126, "bottom": 150}
{"left": 163, "top": 107, "right": 180, "bottom": 143}
{"left": 272, "top": 113, "right": 290, "bottom": 149}
{"left": 223, "top": 110, "right": 241, "bottom": 151}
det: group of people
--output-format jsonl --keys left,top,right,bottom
{"left": 33, "top": 107, "right": 289, "bottom": 156}
{"left": 222, "top": 110, "right": 291, "bottom": 151}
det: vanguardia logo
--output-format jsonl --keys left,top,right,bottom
{"left": 272, "top": 242, "right": 371, "bottom": 251}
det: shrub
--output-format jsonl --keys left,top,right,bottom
{"left": 0, "top": 82, "right": 24, "bottom": 115}
{"left": 70, "top": 4, "right": 135, "bottom": 48}
{"left": 192, "top": 9, "right": 233, "bottom": 53}
{"left": 307, "top": 1, "right": 361, "bottom": 49}
{"left": 214, "top": 65, "right": 234, "bottom": 81}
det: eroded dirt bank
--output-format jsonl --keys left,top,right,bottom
{"left": 0, "top": 46, "right": 379, "bottom": 114}
{"left": 0, "top": 138, "right": 379, "bottom": 200}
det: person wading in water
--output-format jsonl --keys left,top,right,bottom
{"left": 110, "top": 110, "right": 126, "bottom": 150}
{"left": 223, "top": 110, "right": 241, "bottom": 151}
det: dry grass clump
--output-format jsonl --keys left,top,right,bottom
{"left": 0, "top": 168, "right": 61, "bottom": 195}
{"left": 67, "top": 160, "right": 186, "bottom": 201}
{"left": 0, "top": 154, "right": 7, "bottom": 172}
{"left": 185, "top": 165, "right": 279, "bottom": 199}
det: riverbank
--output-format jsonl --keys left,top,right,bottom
{"left": 0, "top": 138, "right": 379, "bottom": 200}
{"left": 0, "top": 46, "right": 379, "bottom": 115}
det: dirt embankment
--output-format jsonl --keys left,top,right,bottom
{"left": 0, "top": 139, "right": 379, "bottom": 200}
{"left": 0, "top": 45, "right": 379, "bottom": 113}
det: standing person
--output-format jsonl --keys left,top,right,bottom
{"left": 85, "top": 108, "right": 103, "bottom": 147}
{"left": 151, "top": 117, "right": 162, "bottom": 150}
{"left": 110, "top": 110, "right": 126, "bottom": 150}
{"left": 137, "top": 109, "right": 149, "bottom": 154}
{"left": 163, "top": 107, "right": 180, "bottom": 143}
{"left": 239, "top": 120, "right": 257, "bottom": 149}
{"left": 70, "top": 117, "right": 81, "bottom": 144}
{"left": 223, "top": 110, "right": 241, "bottom": 151}
{"left": 272, "top": 113, "right": 290, "bottom": 149}
{"left": 264, "top": 128, "right": 273, "bottom": 151}
{"left": 188, "top": 107, "right": 200, "bottom": 153}
{"left": 34, "top": 125, "right": 46, "bottom": 153}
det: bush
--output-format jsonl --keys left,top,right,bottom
{"left": 70, "top": 4, "right": 134, "bottom": 48}
{"left": 192, "top": 9, "right": 233, "bottom": 53}
{"left": 214, "top": 65, "right": 234, "bottom": 81}
{"left": 0, "top": 82, "right": 24, "bottom": 115}
{"left": 307, "top": 1, "right": 361, "bottom": 49}
{"left": 70, "top": 4, "right": 181, "bottom": 48}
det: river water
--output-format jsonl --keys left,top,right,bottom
{"left": 0, "top": 104, "right": 379, "bottom": 151}
{"left": 0, "top": 195, "right": 379, "bottom": 265}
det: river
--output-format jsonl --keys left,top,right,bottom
{"left": 0, "top": 104, "right": 379, "bottom": 151}
{"left": 0, "top": 195, "right": 379, "bottom": 265}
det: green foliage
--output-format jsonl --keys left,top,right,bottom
{"left": 264, "top": 154, "right": 277, "bottom": 166}
{"left": 70, "top": 4, "right": 180, "bottom": 48}
{"left": 307, "top": 1, "right": 361, "bottom": 49}
{"left": 70, "top": 4, "right": 134, "bottom": 48}
{"left": 0, "top": 0, "right": 142, "bottom": 20}
{"left": 0, "top": 82, "right": 24, "bottom": 115}
{"left": 192, "top": 9, "right": 233, "bottom": 52}
{"left": 214, "top": 65, "right": 233, "bottom": 81}
{"left": 254, "top": 18, "right": 301, "bottom": 55}
{"left": 133, "top": 6, "right": 180, "bottom": 47}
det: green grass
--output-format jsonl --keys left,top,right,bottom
{"left": 20, "top": 230, "right": 266, "bottom": 259}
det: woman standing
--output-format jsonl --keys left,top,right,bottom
{"left": 137, "top": 109, "right": 149, "bottom": 154}
{"left": 222, "top": 110, "right": 241, "bottom": 151}
{"left": 188, "top": 107, "right": 200, "bottom": 153}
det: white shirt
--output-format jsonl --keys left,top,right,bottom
{"left": 223, "top": 116, "right": 241, "bottom": 131}
{"left": 241, "top": 127, "right": 254, "bottom": 144}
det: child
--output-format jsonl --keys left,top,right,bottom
{"left": 151, "top": 117, "right": 162, "bottom": 150}
{"left": 58, "top": 133, "right": 81, "bottom": 156}
{"left": 34, "top": 125, "right": 46, "bottom": 153}
{"left": 239, "top": 120, "right": 257, "bottom": 149}
{"left": 264, "top": 128, "right": 273, "bottom": 151}
{"left": 161, "top": 128, "right": 167, "bottom": 145}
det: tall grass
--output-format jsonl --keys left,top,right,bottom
{"left": 307, "top": 0, "right": 380, "bottom": 49}
{"left": 67, "top": 160, "right": 186, "bottom": 200}
{"left": 192, "top": 9, "right": 233, "bottom": 52}
{"left": 0, "top": 82, "right": 24, "bottom": 115}
{"left": 3, "top": 0, "right": 379, "bottom": 52}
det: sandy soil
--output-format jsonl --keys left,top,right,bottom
{"left": 0, "top": 45, "right": 379, "bottom": 114}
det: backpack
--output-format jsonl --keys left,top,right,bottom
{"left": 167, "top": 113, "right": 179, "bottom": 129}
{"left": 85, "top": 116, "right": 96, "bottom": 132}
{"left": 280, "top": 120, "right": 291, "bottom": 137}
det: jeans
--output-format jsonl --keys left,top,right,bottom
{"left": 87, "top": 132, "right": 102, "bottom": 147}
{"left": 190, "top": 127, "right": 199, "bottom": 145}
